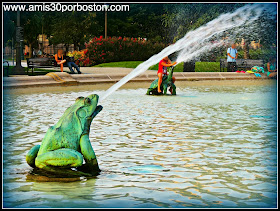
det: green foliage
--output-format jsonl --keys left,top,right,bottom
{"left": 47, "top": 11, "right": 101, "bottom": 50}
{"left": 3, "top": 11, "right": 15, "bottom": 46}
{"left": 162, "top": 3, "right": 243, "bottom": 42}
{"left": 195, "top": 62, "right": 220, "bottom": 72}
{"left": 22, "top": 12, "right": 44, "bottom": 50}
{"left": 4, "top": 3, "right": 276, "bottom": 64}
{"left": 93, "top": 61, "right": 220, "bottom": 72}
{"left": 232, "top": 4, "right": 277, "bottom": 48}
{"left": 237, "top": 48, "right": 276, "bottom": 63}
{"left": 107, "top": 4, "right": 167, "bottom": 43}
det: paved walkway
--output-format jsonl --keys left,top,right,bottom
{"left": 3, "top": 63, "right": 271, "bottom": 89}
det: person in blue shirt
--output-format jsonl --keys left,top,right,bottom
{"left": 227, "top": 43, "right": 238, "bottom": 72}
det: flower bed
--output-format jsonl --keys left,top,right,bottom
{"left": 73, "top": 36, "right": 166, "bottom": 66}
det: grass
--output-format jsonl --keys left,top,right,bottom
{"left": 195, "top": 62, "right": 220, "bottom": 72}
{"left": 94, "top": 61, "right": 143, "bottom": 68}
{"left": 94, "top": 61, "right": 220, "bottom": 72}
{"left": 93, "top": 61, "right": 184, "bottom": 72}
{"left": 4, "top": 61, "right": 222, "bottom": 76}
{"left": 4, "top": 66, "right": 64, "bottom": 76}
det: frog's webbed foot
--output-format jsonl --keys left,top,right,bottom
{"left": 80, "top": 134, "right": 101, "bottom": 175}
{"left": 35, "top": 148, "right": 82, "bottom": 167}
{"left": 34, "top": 148, "right": 95, "bottom": 177}
{"left": 26, "top": 145, "right": 40, "bottom": 168}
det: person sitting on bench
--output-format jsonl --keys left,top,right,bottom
{"left": 55, "top": 49, "right": 67, "bottom": 72}
{"left": 267, "top": 57, "right": 277, "bottom": 79}
{"left": 66, "top": 52, "right": 82, "bottom": 74}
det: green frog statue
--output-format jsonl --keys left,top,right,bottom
{"left": 26, "top": 94, "right": 103, "bottom": 177}
{"left": 146, "top": 66, "right": 176, "bottom": 95}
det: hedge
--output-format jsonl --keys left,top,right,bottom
{"left": 73, "top": 36, "right": 167, "bottom": 67}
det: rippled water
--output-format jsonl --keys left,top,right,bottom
{"left": 3, "top": 81, "right": 277, "bottom": 208}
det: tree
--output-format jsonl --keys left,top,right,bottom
{"left": 162, "top": 3, "right": 277, "bottom": 60}
{"left": 47, "top": 11, "right": 97, "bottom": 51}
{"left": 22, "top": 12, "right": 44, "bottom": 57}
{"left": 228, "top": 3, "right": 277, "bottom": 59}
{"left": 162, "top": 3, "right": 244, "bottom": 43}
{"left": 104, "top": 4, "right": 167, "bottom": 43}
{"left": 3, "top": 10, "right": 43, "bottom": 58}
{"left": 3, "top": 11, "right": 16, "bottom": 48}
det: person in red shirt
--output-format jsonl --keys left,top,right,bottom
{"left": 157, "top": 56, "right": 177, "bottom": 93}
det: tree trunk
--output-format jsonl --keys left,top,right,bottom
{"left": 243, "top": 39, "right": 250, "bottom": 59}
{"left": 65, "top": 44, "right": 69, "bottom": 53}
{"left": 74, "top": 43, "right": 78, "bottom": 51}
{"left": 29, "top": 44, "right": 32, "bottom": 58}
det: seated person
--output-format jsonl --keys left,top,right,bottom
{"left": 66, "top": 52, "right": 82, "bottom": 74}
{"left": 157, "top": 56, "right": 177, "bottom": 93}
{"left": 37, "top": 49, "right": 42, "bottom": 57}
{"left": 267, "top": 57, "right": 277, "bottom": 79}
{"left": 250, "top": 66, "right": 265, "bottom": 73}
{"left": 54, "top": 49, "right": 67, "bottom": 72}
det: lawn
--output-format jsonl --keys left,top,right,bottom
{"left": 4, "top": 66, "right": 64, "bottom": 76}
{"left": 94, "top": 61, "right": 220, "bottom": 72}
{"left": 195, "top": 62, "right": 220, "bottom": 72}
{"left": 94, "top": 60, "right": 184, "bottom": 72}
{"left": 93, "top": 61, "right": 143, "bottom": 69}
{"left": 5, "top": 61, "right": 222, "bottom": 76}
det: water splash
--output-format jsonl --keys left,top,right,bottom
{"left": 99, "top": 3, "right": 275, "bottom": 102}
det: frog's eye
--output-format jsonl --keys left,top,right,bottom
{"left": 77, "top": 109, "right": 87, "bottom": 118}
{"left": 76, "top": 96, "right": 84, "bottom": 102}
{"left": 84, "top": 97, "right": 91, "bottom": 105}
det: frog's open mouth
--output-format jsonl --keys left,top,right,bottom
{"left": 90, "top": 105, "right": 103, "bottom": 118}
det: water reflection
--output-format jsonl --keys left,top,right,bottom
{"left": 3, "top": 81, "right": 277, "bottom": 208}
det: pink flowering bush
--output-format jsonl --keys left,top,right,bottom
{"left": 80, "top": 36, "right": 166, "bottom": 66}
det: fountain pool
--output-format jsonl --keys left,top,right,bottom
{"left": 3, "top": 80, "right": 277, "bottom": 208}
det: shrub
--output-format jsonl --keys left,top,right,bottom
{"left": 71, "top": 50, "right": 87, "bottom": 66}
{"left": 230, "top": 48, "right": 276, "bottom": 62}
{"left": 78, "top": 36, "right": 166, "bottom": 66}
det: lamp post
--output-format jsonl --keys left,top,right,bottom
{"left": 105, "top": 10, "right": 107, "bottom": 39}
{"left": 12, "top": 37, "right": 14, "bottom": 66}
{"left": 12, "top": 10, "right": 25, "bottom": 75}
{"left": 41, "top": 14, "right": 44, "bottom": 54}
{"left": 104, "top": 4, "right": 109, "bottom": 39}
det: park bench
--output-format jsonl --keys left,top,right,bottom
{"left": 220, "top": 59, "right": 264, "bottom": 72}
{"left": 27, "top": 57, "right": 80, "bottom": 75}
{"left": 27, "top": 57, "right": 57, "bottom": 75}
